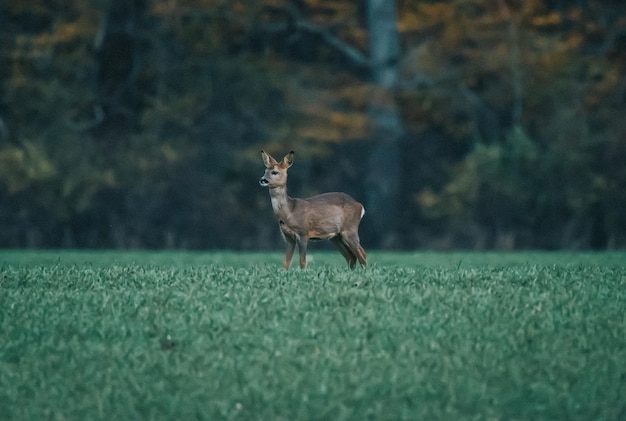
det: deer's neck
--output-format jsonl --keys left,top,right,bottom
{"left": 268, "top": 186, "right": 293, "bottom": 219}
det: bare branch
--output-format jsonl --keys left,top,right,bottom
{"left": 293, "top": 19, "right": 371, "bottom": 67}
{"left": 257, "top": 5, "right": 371, "bottom": 68}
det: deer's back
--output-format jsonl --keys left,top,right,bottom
{"left": 293, "top": 192, "right": 364, "bottom": 228}
{"left": 301, "top": 192, "right": 361, "bottom": 209}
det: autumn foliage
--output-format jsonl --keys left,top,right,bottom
{"left": 1, "top": 0, "right": 625, "bottom": 249}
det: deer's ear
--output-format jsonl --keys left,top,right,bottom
{"left": 261, "top": 150, "right": 277, "bottom": 168}
{"left": 283, "top": 151, "right": 294, "bottom": 168}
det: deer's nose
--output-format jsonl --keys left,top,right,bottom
{"left": 259, "top": 177, "right": 269, "bottom": 186}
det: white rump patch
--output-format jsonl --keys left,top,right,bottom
{"left": 361, "top": 206, "right": 365, "bottom": 219}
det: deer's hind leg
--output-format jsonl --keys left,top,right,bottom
{"left": 342, "top": 231, "right": 366, "bottom": 267}
{"left": 331, "top": 235, "right": 357, "bottom": 269}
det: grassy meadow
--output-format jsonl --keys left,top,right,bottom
{"left": 1, "top": 250, "right": 625, "bottom": 420}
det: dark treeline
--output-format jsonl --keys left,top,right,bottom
{"left": 1, "top": 0, "right": 625, "bottom": 250}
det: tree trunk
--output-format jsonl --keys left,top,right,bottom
{"left": 365, "top": 0, "right": 403, "bottom": 248}
{"left": 94, "top": 0, "right": 145, "bottom": 139}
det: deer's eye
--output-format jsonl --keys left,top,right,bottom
{"left": 271, "top": 170, "right": 279, "bottom": 175}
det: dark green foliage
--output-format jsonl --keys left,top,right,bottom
{"left": 1, "top": 251, "right": 625, "bottom": 419}
{"left": 1, "top": 1, "right": 626, "bottom": 249}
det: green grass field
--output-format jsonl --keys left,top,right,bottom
{"left": 1, "top": 250, "right": 625, "bottom": 420}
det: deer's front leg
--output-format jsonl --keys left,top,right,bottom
{"left": 283, "top": 235, "right": 296, "bottom": 269}
{"left": 296, "top": 236, "right": 309, "bottom": 269}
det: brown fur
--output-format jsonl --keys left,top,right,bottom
{"left": 259, "top": 151, "right": 366, "bottom": 269}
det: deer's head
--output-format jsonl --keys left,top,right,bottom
{"left": 259, "top": 150, "right": 294, "bottom": 188}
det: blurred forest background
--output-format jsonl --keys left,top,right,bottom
{"left": 1, "top": 0, "right": 625, "bottom": 250}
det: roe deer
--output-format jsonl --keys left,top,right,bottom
{"left": 259, "top": 150, "right": 367, "bottom": 269}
